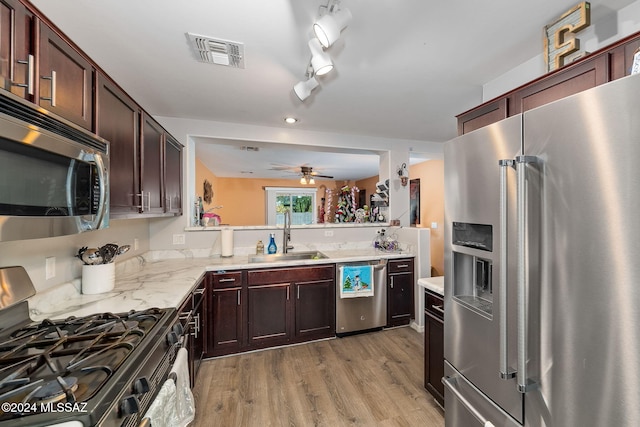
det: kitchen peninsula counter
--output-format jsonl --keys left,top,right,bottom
{"left": 27, "top": 249, "right": 412, "bottom": 321}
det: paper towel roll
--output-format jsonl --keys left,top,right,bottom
{"left": 82, "top": 263, "right": 115, "bottom": 294}
{"left": 221, "top": 228, "right": 234, "bottom": 257}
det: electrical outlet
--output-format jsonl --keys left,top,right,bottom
{"left": 324, "top": 230, "right": 334, "bottom": 237}
{"left": 431, "top": 222, "right": 438, "bottom": 229}
{"left": 45, "top": 257, "right": 56, "bottom": 280}
{"left": 173, "top": 234, "right": 186, "bottom": 245}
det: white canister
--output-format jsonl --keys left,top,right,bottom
{"left": 82, "top": 263, "right": 115, "bottom": 294}
{"left": 221, "top": 227, "right": 234, "bottom": 257}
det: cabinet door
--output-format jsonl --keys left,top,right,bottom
{"left": 140, "top": 113, "right": 165, "bottom": 214}
{"left": 38, "top": 21, "right": 93, "bottom": 130}
{"left": 512, "top": 54, "right": 609, "bottom": 114}
{"left": 388, "top": 272, "right": 414, "bottom": 326}
{"left": 609, "top": 35, "right": 640, "bottom": 80}
{"left": 164, "top": 135, "right": 182, "bottom": 215}
{"left": 457, "top": 98, "right": 508, "bottom": 136}
{"left": 96, "top": 73, "right": 140, "bottom": 215}
{"left": 247, "top": 283, "right": 291, "bottom": 348}
{"left": 295, "top": 278, "right": 335, "bottom": 340}
{"left": 1, "top": 0, "right": 34, "bottom": 100}
{"left": 210, "top": 286, "right": 243, "bottom": 356}
{"left": 425, "top": 310, "right": 445, "bottom": 407}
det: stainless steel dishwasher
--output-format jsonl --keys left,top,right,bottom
{"left": 336, "top": 259, "right": 387, "bottom": 336}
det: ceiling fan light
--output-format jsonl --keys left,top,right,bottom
{"left": 309, "top": 177, "right": 315, "bottom": 185}
{"left": 300, "top": 176, "right": 307, "bottom": 184}
{"left": 293, "top": 76, "right": 319, "bottom": 101}
{"left": 313, "top": 7, "right": 352, "bottom": 48}
{"left": 308, "top": 38, "right": 333, "bottom": 76}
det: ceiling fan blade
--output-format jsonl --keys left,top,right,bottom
{"left": 315, "top": 174, "right": 334, "bottom": 179}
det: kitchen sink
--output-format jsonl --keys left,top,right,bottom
{"left": 248, "top": 251, "right": 329, "bottom": 263}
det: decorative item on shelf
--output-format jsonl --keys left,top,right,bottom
{"left": 631, "top": 47, "right": 640, "bottom": 75}
{"left": 335, "top": 185, "right": 359, "bottom": 223}
{"left": 543, "top": 2, "right": 591, "bottom": 72}
{"left": 373, "top": 229, "right": 399, "bottom": 252}
{"left": 397, "top": 163, "right": 409, "bottom": 186}
{"left": 256, "top": 240, "right": 265, "bottom": 255}
{"left": 267, "top": 233, "right": 277, "bottom": 254}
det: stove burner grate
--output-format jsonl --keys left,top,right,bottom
{"left": 30, "top": 376, "right": 78, "bottom": 403}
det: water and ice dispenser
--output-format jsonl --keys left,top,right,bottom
{"left": 451, "top": 222, "right": 494, "bottom": 318}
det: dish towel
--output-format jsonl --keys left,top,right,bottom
{"left": 143, "top": 379, "right": 177, "bottom": 427}
{"left": 170, "top": 347, "right": 195, "bottom": 427}
{"left": 339, "top": 265, "right": 374, "bottom": 298}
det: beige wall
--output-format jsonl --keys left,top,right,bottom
{"left": 410, "top": 160, "right": 444, "bottom": 276}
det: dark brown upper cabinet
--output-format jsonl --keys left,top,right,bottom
{"left": 38, "top": 20, "right": 93, "bottom": 130}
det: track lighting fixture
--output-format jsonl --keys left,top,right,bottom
{"left": 292, "top": 1, "right": 351, "bottom": 102}
{"left": 308, "top": 38, "right": 333, "bottom": 76}
{"left": 313, "top": 5, "right": 352, "bottom": 48}
{"left": 293, "top": 72, "right": 319, "bottom": 101}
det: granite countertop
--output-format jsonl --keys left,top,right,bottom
{"left": 417, "top": 276, "right": 444, "bottom": 296}
{"left": 27, "top": 249, "right": 413, "bottom": 322}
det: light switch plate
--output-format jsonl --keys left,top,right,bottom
{"left": 45, "top": 257, "right": 56, "bottom": 279}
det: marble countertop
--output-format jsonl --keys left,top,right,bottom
{"left": 27, "top": 249, "right": 413, "bottom": 322}
{"left": 417, "top": 276, "right": 444, "bottom": 296}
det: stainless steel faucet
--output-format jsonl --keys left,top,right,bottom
{"left": 283, "top": 209, "right": 294, "bottom": 253}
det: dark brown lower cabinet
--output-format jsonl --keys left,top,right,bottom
{"left": 424, "top": 289, "right": 444, "bottom": 407}
{"left": 209, "top": 265, "right": 335, "bottom": 357}
{"left": 387, "top": 258, "right": 415, "bottom": 327}
{"left": 209, "top": 272, "right": 243, "bottom": 357}
{"left": 294, "top": 275, "right": 335, "bottom": 341}
{"left": 247, "top": 282, "right": 292, "bottom": 349}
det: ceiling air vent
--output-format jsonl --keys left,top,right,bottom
{"left": 187, "top": 33, "right": 245, "bottom": 68}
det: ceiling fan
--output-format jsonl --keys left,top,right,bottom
{"left": 298, "top": 166, "right": 333, "bottom": 184}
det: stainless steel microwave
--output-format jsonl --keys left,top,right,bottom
{"left": 0, "top": 91, "right": 109, "bottom": 241}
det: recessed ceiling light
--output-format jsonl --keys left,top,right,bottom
{"left": 284, "top": 117, "right": 298, "bottom": 124}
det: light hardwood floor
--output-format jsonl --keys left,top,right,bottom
{"left": 191, "top": 327, "right": 445, "bottom": 426}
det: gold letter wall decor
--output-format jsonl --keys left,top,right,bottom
{"left": 544, "top": 2, "right": 591, "bottom": 72}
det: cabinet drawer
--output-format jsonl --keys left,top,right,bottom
{"left": 388, "top": 258, "right": 414, "bottom": 273}
{"left": 248, "top": 265, "right": 334, "bottom": 286}
{"left": 212, "top": 271, "right": 243, "bottom": 289}
{"left": 425, "top": 290, "right": 444, "bottom": 321}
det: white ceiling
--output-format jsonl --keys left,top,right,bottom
{"left": 30, "top": 0, "right": 636, "bottom": 179}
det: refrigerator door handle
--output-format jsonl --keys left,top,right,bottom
{"left": 515, "top": 155, "right": 539, "bottom": 393}
{"left": 498, "top": 159, "right": 517, "bottom": 380}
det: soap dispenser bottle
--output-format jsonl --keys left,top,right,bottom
{"left": 267, "top": 233, "right": 277, "bottom": 254}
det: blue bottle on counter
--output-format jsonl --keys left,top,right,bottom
{"left": 267, "top": 233, "right": 277, "bottom": 254}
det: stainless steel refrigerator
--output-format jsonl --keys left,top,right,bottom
{"left": 443, "top": 74, "right": 640, "bottom": 426}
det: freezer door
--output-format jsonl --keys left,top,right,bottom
{"left": 444, "top": 361, "right": 521, "bottom": 427}
{"left": 521, "top": 74, "right": 640, "bottom": 426}
{"left": 444, "top": 114, "right": 523, "bottom": 423}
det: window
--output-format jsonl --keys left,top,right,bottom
{"left": 265, "top": 187, "right": 316, "bottom": 225}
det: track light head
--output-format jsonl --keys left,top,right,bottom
{"left": 308, "top": 38, "right": 333, "bottom": 76}
{"left": 293, "top": 76, "right": 319, "bottom": 101}
{"left": 313, "top": 7, "right": 352, "bottom": 48}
